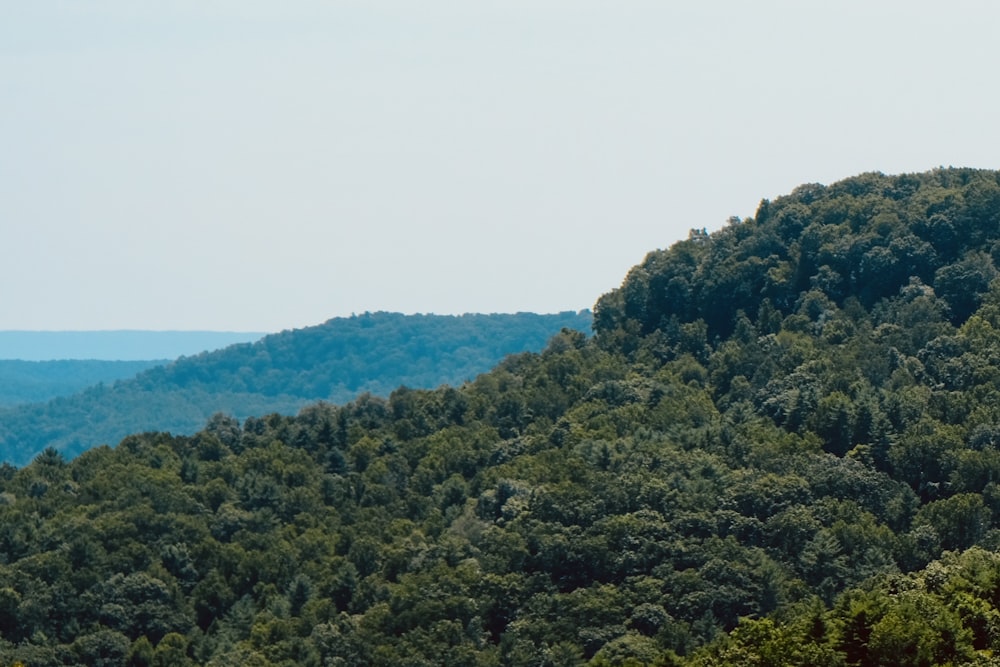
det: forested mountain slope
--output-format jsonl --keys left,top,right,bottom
{"left": 0, "top": 311, "right": 590, "bottom": 465}
{"left": 0, "top": 360, "right": 165, "bottom": 407}
{"left": 3, "top": 169, "right": 1000, "bottom": 665}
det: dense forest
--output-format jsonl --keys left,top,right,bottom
{"left": 4, "top": 169, "right": 1000, "bottom": 665}
{"left": 0, "top": 360, "right": 165, "bottom": 407}
{"left": 0, "top": 311, "right": 590, "bottom": 466}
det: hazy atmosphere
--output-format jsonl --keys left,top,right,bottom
{"left": 3, "top": 0, "right": 997, "bottom": 331}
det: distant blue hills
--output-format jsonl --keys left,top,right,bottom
{"left": 0, "top": 311, "right": 592, "bottom": 465}
{"left": 0, "top": 330, "right": 267, "bottom": 361}
{"left": 0, "top": 359, "right": 167, "bottom": 407}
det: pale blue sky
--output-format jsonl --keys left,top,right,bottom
{"left": 2, "top": 1, "right": 998, "bottom": 331}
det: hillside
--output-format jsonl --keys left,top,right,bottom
{"left": 0, "top": 359, "right": 165, "bottom": 407}
{"left": 0, "top": 311, "right": 591, "bottom": 465}
{"left": 2, "top": 169, "right": 1000, "bottom": 665}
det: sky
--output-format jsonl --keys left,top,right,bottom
{"left": 2, "top": 1, "right": 998, "bottom": 332}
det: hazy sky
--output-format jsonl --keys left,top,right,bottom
{"left": 3, "top": 1, "right": 997, "bottom": 331}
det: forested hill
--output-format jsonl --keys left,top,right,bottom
{"left": 0, "top": 360, "right": 165, "bottom": 407}
{"left": 5, "top": 169, "right": 1000, "bottom": 665}
{"left": 0, "top": 311, "right": 590, "bottom": 465}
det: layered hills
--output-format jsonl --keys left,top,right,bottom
{"left": 0, "top": 360, "right": 166, "bottom": 407}
{"left": 0, "top": 330, "right": 265, "bottom": 362}
{"left": 0, "top": 311, "right": 590, "bottom": 466}
{"left": 2, "top": 169, "right": 1000, "bottom": 665}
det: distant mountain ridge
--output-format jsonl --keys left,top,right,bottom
{"left": 0, "top": 311, "right": 591, "bottom": 465}
{"left": 0, "top": 330, "right": 267, "bottom": 361}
